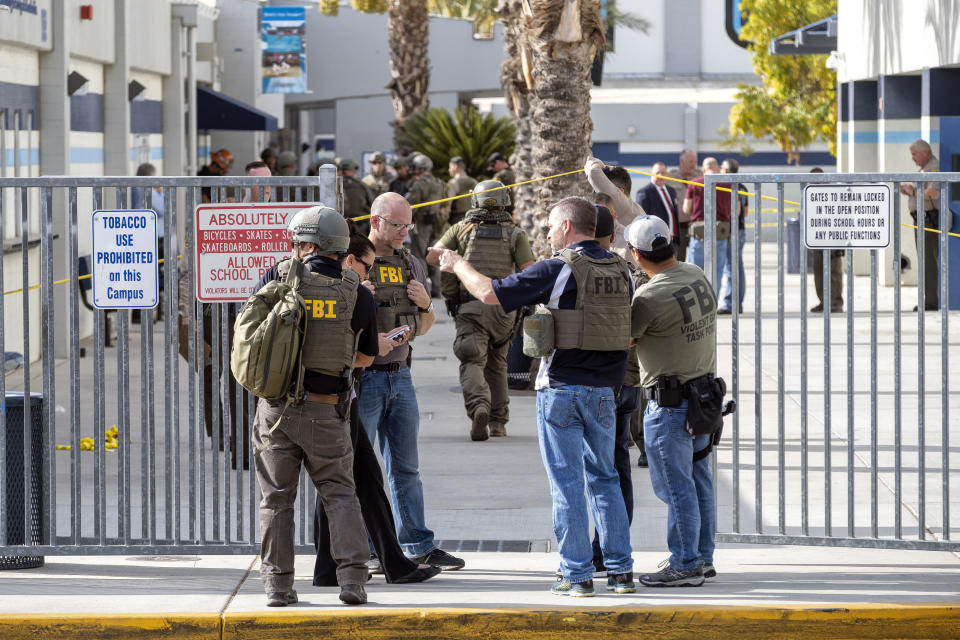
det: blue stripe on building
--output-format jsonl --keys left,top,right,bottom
{"left": 592, "top": 143, "right": 835, "bottom": 168}
{"left": 70, "top": 93, "right": 104, "bottom": 132}
{"left": 840, "top": 130, "right": 940, "bottom": 144}
{"left": 129, "top": 147, "right": 164, "bottom": 161}
{"left": 70, "top": 147, "right": 105, "bottom": 163}
{"left": 3, "top": 149, "right": 40, "bottom": 165}
{"left": 0, "top": 81, "right": 39, "bottom": 129}
{"left": 131, "top": 100, "right": 163, "bottom": 134}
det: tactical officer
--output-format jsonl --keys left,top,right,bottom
{"left": 426, "top": 180, "right": 534, "bottom": 440}
{"left": 445, "top": 156, "right": 478, "bottom": 226}
{"left": 361, "top": 191, "right": 465, "bottom": 571}
{"left": 389, "top": 155, "right": 412, "bottom": 195}
{"left": 249, "top": 206, "right": 379, "bottom": 607}
{"left": 405, "top": 153, "right": 445, "bottom": 297}
{"left": 437, "top": 196, "right": 634, "bottom": 597}
{"left": 625, "top": 215, "right": 717, "bottom": 588}
{"left": 340, "top": 158, "right": 374, "bottom": 235}
{"left": 363, "top": 152, "right": 391, "bottom": 198}
{"left": 487, "top": 152, "right": 516, "bottom": 213}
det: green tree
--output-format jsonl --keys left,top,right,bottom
{"left": 726, "top": 0, "right": 837, "bottom": 164}
{"left": 395, "top": 106, "right": 516, "bottom": 180}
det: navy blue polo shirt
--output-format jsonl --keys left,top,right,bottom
{"left": 491, "top": 240, "right": 631, "bottom": 390}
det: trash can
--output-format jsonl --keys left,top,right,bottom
{"left": 1, "top": 393, "right": 45, "bottom": 570}
{"left": 506, "top": 331, "right": 532, "bottom": 391}
{"left": 786, "top": 217, "right": 802, "bottom": 274}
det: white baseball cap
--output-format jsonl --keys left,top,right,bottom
{"left": 625, "top": 215, "right": 672, "bottom": 251}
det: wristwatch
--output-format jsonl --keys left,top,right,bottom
{"left": 418, "top": 302, "right": 434, "bottom": 314}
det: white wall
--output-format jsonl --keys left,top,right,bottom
{"left": 699, "top": 0, "right": 753, "bottom": 76}
{"left": 603, "top": 1, "right": 665, "bottom": 76}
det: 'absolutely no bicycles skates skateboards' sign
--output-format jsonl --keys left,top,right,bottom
{"left": 803, "top": 184, "right": 891, "bottom": 250}
{"left": 194, "top": 203, "right": 308, "bottom": 302}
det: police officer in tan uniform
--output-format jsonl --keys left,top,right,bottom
{"left": 900, "top": 138, "right": 946, "bottom": 310}
{"left": 405, "top": 153, "right": 445, "bottom": 296}
{"left": 427, "top": 181, "right": 535, "bottom": 440}
{"left": 363, "top": 152, "right": 391, "bottom": 199}
{"left": 249, "top": 206, "right": 379, "bottom": 607}
{"left": 445, "top": 156, "right": 478, "bottom": 226}
{"left": 340, "top": 158, "right": 374, "bottom": 234}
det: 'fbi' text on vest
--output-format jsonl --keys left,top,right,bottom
{"left": 306, "top": 299, "right": 338, "bottom": 318}
{"left": 378, "top": 266, "right": 405, "bottom": 283}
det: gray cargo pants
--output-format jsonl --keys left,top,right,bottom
{"left": 252, "top": 398, "right": 369, "bottom": 592}
{"left": 453, "top": 301, "right": 516, "bottom": 425}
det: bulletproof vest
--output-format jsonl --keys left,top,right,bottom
{"left": 623, "top": 264, "right": 650, "bottom": 387}
{"left": 457, "top": 214, "right": 518, "bottom": 292}
{"left": 279, "top": 260, "right": 360, "bottom": 377}
{"left": 370, "top": 248, "right": 420, "bottom": 342}
{"left": 411, "top": 174, "right": 444, "bottom": 221}
{"left": 550, "top": 248, "right": 632, "bottom": 351}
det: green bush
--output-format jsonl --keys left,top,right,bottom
{"left": 395, "top": 106, "right": 515, "bottom": 180}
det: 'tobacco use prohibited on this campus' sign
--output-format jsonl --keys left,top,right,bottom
{"left": 91, "top": 209, "right": 158, "bottom": 309}
{"left": 803, "top": 184, "right": 891, "bottom": 249}
{"left": 195, "top": 203, "right": 307, "bottom": 302}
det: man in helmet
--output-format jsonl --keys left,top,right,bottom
{"left": 360, "top": 192, "right": 465, "bottom": 571}
{"left": 445, "top": 156, "right": 477, "bottom": 226}
{"left": 426, "top": 181, "right": 535, "bottom": 440}
{"left": 340, "top": 158, "right": 374, "bottom": 234}
{"left": 405, "top": 153, "right": 445, "bottom": 297}
{"left": 248, "top": 205, "right": 380, "bottom": 608}
{"left": 389, "top": 155, "right": 412, "bottom": 195}
{"left": 487, "top": 152, "right": 516, "bottom": 213}
{"left": 363, "top": 152, "right": 391, "bottom": 199}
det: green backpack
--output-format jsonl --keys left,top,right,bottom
{"left": 231, "top": 258, "right": 307, "bottom": 405}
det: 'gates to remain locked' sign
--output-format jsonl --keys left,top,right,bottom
{"left": 803, "top": 184, "right": 892, "bottom": 250}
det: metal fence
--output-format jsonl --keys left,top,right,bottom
{"left": 704, "top": 171, "right": 959, "bottom": 551}
{"left": 0, "top": 174, "right": 338, "bottom": 556}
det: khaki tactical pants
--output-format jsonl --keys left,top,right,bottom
{"left": 811, "top": 249, "right": 843, "bottom": 310}
{"left": 453, "top": 301, "right": 516, "bottom": 425}
{"left": 252, "top": 399, "right": 368, "bottom": 592}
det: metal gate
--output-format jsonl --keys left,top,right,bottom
{"left": 0, "top": 173, "right": 339, "bottom": 556}
{"left": 703, "top": 171, "right": 959, "bottom": 551}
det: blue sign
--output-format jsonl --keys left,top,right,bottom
{"left": 725, "top": 0, "right": 749, "bottom": 49}
{"left": 261, "top": 6, "right": 307, "bottom": 94}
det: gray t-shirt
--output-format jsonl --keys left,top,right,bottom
{"left": 372, "top": 254, "right": 429, "bottom": 365}
{"left": 630, "top": 262, "right": 716, "bottom": 388}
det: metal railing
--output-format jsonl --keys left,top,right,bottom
{"left": 704, "top": 171, "right": 959, "bottom": 551}
{"left": 0, "top": 174, "right": 337, "bottom": 555}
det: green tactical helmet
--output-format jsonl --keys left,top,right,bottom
{"left": 288, "top": 205, "right": 350, "bottom": 252}
{"left": 411, "top": 153, "right": 433, "bottom": 172}
{"left": 471, "top": 180, "right": 511, "bottom": 209}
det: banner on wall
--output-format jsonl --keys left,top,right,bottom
{"left": 261, "top": 6, "right": 307, "bottom": 94}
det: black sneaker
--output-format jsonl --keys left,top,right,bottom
{"left": 637, "top": 451, "right": 649, "bottom": 468}
{"left": 266, "top": 589, "right": 298, "bottom": 607}
{"left": 393, "top": 564, "right": 442, "bottom": 584}
{"left": 701, "top": 562, "right": 716, "bottom": 579}
{"left": 339, "top": 583, "right": 367, "bottom": 605}
{"left": 414, "top": 548, "right": 465, "bottom": 570}
{"left": 606, "top": 572, "right": 636, "bottom": 594}
{"left": 639, "top": 562, "right": 704, "bottom": 587}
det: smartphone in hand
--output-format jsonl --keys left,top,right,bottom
{"left": 386, "top": 325, "right": 410, "bottom": 341}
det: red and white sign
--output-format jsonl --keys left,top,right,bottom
{"left": 194, "top": 203, "right": 306, "bottom": 302}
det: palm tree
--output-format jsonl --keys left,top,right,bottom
{"left": 500, "top": 0, "right": 605, "bottom": 256}
{"left": 386, "top": 0, "right": 431, "bottom": 131}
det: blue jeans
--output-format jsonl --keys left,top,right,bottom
{"left": 719, "top": 228, "right": 746, "bottom": 311}
{"left": 687, "top": 236, "right": 729, "bottom": 297}
{"left": 643, "top": 398, "right": 715, "bottom": 570}
{"left": 537, "top": 385, "right": 633, "bottom": 582}
{"left": 358, "top": 368, "right": 435, "bottom": 557}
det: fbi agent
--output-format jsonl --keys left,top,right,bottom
{"left": 437, "top": 196, "right": 635, "bottom": 597}
{"left": 249, "top": 205, "right": 379, "bottom": 607}
{"left": 625, "top": 215, "right": 717, "bottom": 588}
{"left": 427, "top": 180, "right": 535, "bottom": 440}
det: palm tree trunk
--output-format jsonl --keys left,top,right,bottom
{"left": 387, "top": 0, "right": 431, "bottom": 136}
{"left": 501, "top": 0, "right": 603, "bottom": 257}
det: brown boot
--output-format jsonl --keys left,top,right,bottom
{"left": 470, "top": 409, "right": 489, "bottom": 441}
{"left": 488, "top": 422, "right": 507, "bottom": 437}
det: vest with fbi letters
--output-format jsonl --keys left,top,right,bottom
{"left": 370, "top": 248, "right": 420, "bottom": 341}
{"left": 550, "top": 248, "right": 632, "bottom": 351}
{"left": 278, "top": 258, "right": 359, "bottom": 376}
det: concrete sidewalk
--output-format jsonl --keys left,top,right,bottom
{"left": 0, "top": 240, "right": 958, "bottom": 638}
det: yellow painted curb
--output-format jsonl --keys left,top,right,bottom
{"left": 222, "top": 603, "right": 960, "bottom": 640}
{"left": 0, "top": 612, "right": 221, "bottom": 640}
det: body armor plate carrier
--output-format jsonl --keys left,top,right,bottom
{"left": 550, "top": 248, "right": 632, "bottom": 351}
{"left": 370, "top": 248, "right": 420, "bottom": 341}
